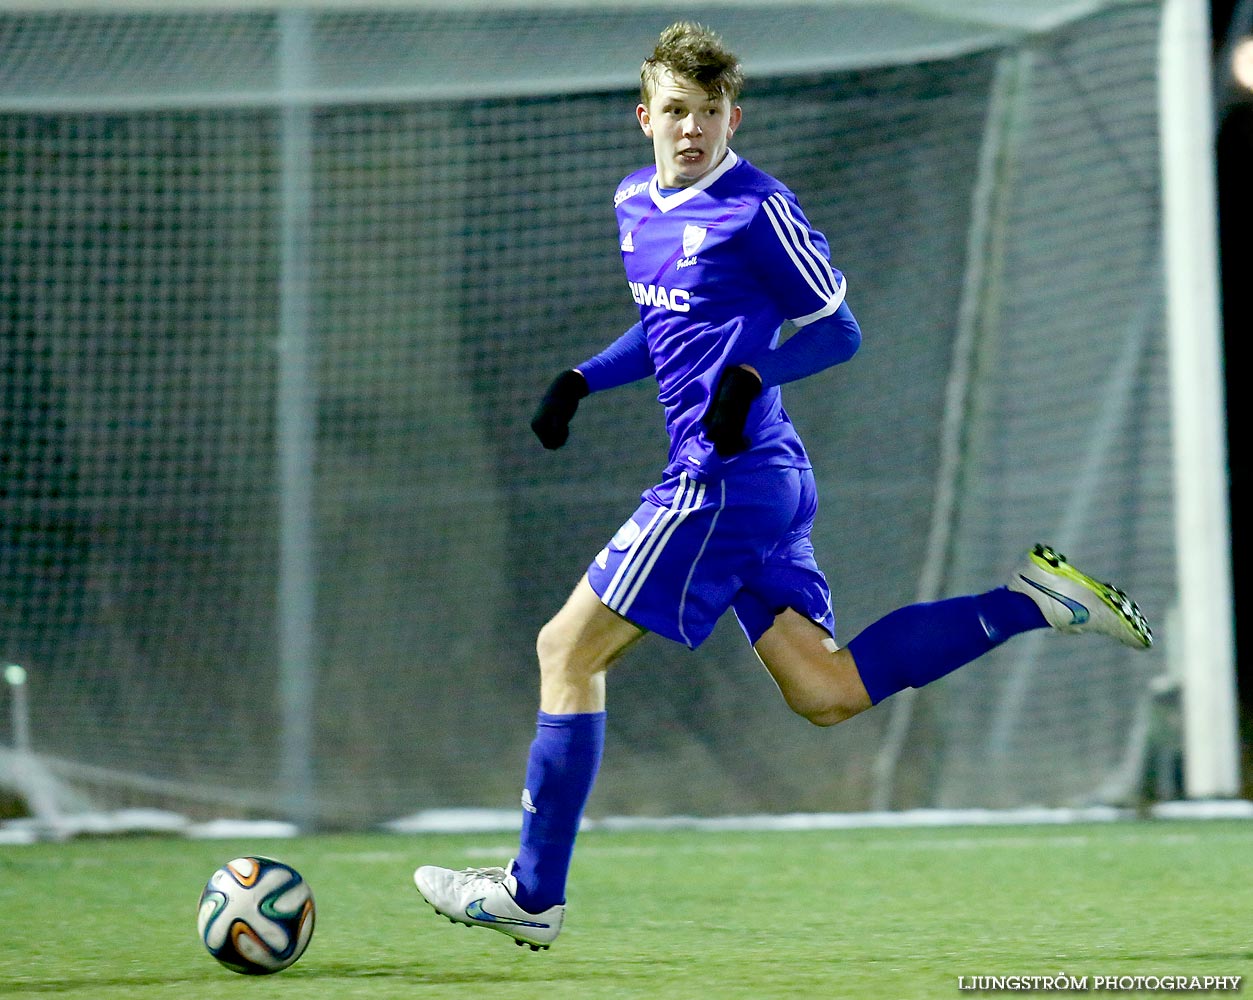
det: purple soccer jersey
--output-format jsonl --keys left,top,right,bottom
{"left": 613, "top": 150, "right": 846, "bottom": 479}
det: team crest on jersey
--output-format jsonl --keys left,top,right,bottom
{"left": 682, "top": 224, "right": 707, "bottom": 257}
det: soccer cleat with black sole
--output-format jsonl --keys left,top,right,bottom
{"left": 413, "top": 861, "right": 563, "bottom": 950}
{"left": 1008, "top": 543, "right": 1152, "bottom": 650}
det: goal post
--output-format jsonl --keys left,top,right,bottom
{"left": 0, "top": 0, "right": 1237, "bottom": 829}
{"left": 1158, "top": 0, "right": 1240, "bottom": 799}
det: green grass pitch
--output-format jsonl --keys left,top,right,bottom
{"left": 0, "top": 821, "right": 1250, "bottom": 999}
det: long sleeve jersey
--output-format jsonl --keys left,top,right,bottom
{"left": 580, "top": 150, "right": 859, "bottom": 479}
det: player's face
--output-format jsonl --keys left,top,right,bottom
{"left": 637, "top": 68, "right": 742, "bottom": 188}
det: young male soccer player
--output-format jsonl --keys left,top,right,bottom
{"left": 413, "top": 22, "right": 1153, "bottom": 950}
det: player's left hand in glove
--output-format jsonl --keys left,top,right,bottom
{"left": 702, "top": 365, "right": 762, "bottom": 457}
{"left": 531, "top": 369, "right": 590, "bottom": 449}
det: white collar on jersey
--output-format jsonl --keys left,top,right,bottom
{"left": 649, "top": 149, "right": 740, "bottom": 212}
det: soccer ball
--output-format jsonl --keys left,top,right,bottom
{"left": 197, "top": 856, "right": 315, "bottom": 974}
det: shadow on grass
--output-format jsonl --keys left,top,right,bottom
{"left": 0, "top": 959, "right": 607, "bottom": 994}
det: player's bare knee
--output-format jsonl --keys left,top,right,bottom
{"left": 803, "top": 702, "right": 859, "bottom": 727}
{"left": 782, "top": 689, "right": 863, "bottom": 727}
{"left": 536, "top": 618, "right": 593, "bottom": 685}
{"left": 535, "top": 618, "right": 569, "bottom": 674}
{"left": 788, "top": 699, "right": 842, "bottom": 727}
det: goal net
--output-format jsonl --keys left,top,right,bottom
{"left": 0, "top": 0, "right": 1219, "bottom": 829}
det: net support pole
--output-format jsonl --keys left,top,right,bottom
{"left": 1158, "top": 0, "right": 1240, "bottom": 798}
{"left": 4, "top": 665, "right": 65, "bottom": 832}
{"left": 276, "top": 8, "right": 317, "bottom": 828}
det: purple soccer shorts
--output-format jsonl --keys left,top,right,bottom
{"left": 586, "top": 465, "right": 836, "bottom": 648}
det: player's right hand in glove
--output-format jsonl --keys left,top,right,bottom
{"left": 702, "top": 365, "right": 762, "bottom": 457}
{"left": 531, "top": 369, "right": 590, "bottom": 450}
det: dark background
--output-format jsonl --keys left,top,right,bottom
{"left": 1211, "top": 0, "right": 1252, "bottom": 788}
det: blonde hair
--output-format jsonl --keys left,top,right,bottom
{"left": 640, "top": 22, "right": 743, "bottom": 106}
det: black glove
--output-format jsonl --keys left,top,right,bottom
{"left": 531, "top": 369, "right": 590, "bottom": 449}
{"left": 702, "top": 366, "right": 762, "bottom": 457}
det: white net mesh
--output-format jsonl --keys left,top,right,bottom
{"left": 0, "top": 1, "right": 1179, "bottom": 826}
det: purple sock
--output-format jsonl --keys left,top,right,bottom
{"left": 847, "top": 587, "right": 1048, "bottom": 704}
{"left": 511, "top": 710, "right": 605, "bottom": 912}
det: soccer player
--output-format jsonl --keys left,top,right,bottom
{"left": 413, "top": 21, "right": 1152, "bottom": 950}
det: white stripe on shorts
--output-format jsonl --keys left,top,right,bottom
{"left": 677, "top": 478, "right": 726, "bottom": 647}
{"left": 603, "top": 471, "right": 705, "bottom": 618}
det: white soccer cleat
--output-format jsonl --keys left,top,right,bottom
{"left": 1008, "top": 543, "right": 1152, "bottom": 649}
{"left": 413, "top": 862, "right": 563, "bottom": 950}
